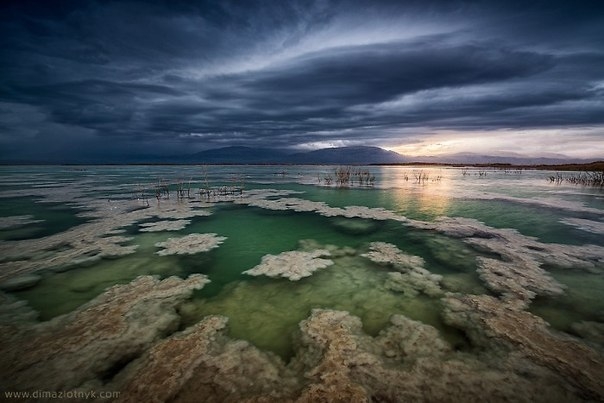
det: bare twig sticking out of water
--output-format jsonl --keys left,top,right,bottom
{"left": 335, "top": 166, "right": 351, "bottom": 186}
{"left": 228, "top": 174, "right": 245, "bottom": 195}
{"left": 200, "top": 165, "right": 211, "bottom": 199}
{"left": 154, "top": 178, "right": 169, "bottom": 202}
{"left": 548, "top": 173, "right": 564, "bottom": 185}
{"left": 134, "top": 183, "right": 150, "bottom": 206}
{"left": 413, "top": 170, "right": 429, "bottom": 184}
{"left": 499, "top": 167, "right": 523, "bottom": 174}
{"left": 352, "top": 168, "right": 375, "bottom": 186}
{"left": 174, "top": 177, "right": 193, "bottom": 200}
{"left": 197, "top": 167, "right": 244, "bottom": 200}
{"left": 176, "top": 179, "right": 185, "bottom": 200}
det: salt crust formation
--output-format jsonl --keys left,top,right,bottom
{"left": 0, "top": 291, "right": 38, "bottom": 324}
{"left": 1, "top": 284, "right": 602, "bottom": 401}
{"left": 297, "top": 238, "right": 356, "bottom": 258}
{"left": 139, "top": 219, "right": 190, "bottom": 232}
{"left": 476, "top": 256, "right": 564, "bottom": 307}
{"left": 0, "top": 184, "right": 214, "bottom": 281}
{"left": 5, "top": 291, "right": 589, "bottom": 402}
{"left": 0, "top": 274, "right": 209, "bottom": 392}
{"left": 0, "top": 274, "right": 42, "bottom": 292}
{"left": 155, "top": 233, "right": 227, "bottom": 256}
{"left": 178, "top": 240, "right": 447, "bottom": 360}
{"left": 235, "top": 190, "right": 602, "bottom": 308}
{"left": 116, "top": 308, "right": 589, "bottom": 402}
{"left": 113, "top": 316, "right": 298, "bottom": 403}
{"left": 362, "top": 242, "right": 443, "bottom": 297}
{"left": 423, "top": 216, "right": 603, "bottom": 307}
{"left": 362, "top": 241, "right": 425, "bottom": 269}
{"left": 570, "top": 321, "right": 604, "bottom": 347}
{"left": 425, "top": 235, "right": 477, "bottom": 272}
{"left": 243, "top": 249, "right": 333, "bottom": 281}
{"left": 442, "top": 294, "right": 604, "bottom": 401}
{"left": 240, "top": 196, "right": 408, "bottom": 222}
{"left": 2, "top": 184, "right": 604, "bottom": 401}
{"left": 152, "top": 207, "right": 211, "bottom": 220}
{"left": 430, "top": 216, "right": 603, "bottom": 271}
{"left": 235, "top": 192, "right": 603, "bottom": 275}
{"left": 0, "top": 235, "right": 138, "bottom": 282}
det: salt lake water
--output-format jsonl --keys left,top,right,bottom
{"left": 1, "top": 164, "right": 603, "bottom": 361}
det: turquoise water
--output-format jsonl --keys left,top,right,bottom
{"left": 1, "top": 165, "right": 603, "bottom": 359}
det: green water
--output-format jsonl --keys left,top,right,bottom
{"left": 11, "top": 203, "right": 485, "bottom": 359}
{"left": 0, "top": 197, "right": 88, "bottom": 241}
{"left": 180, "top": 257, "right": 468, "bottom": 360}
{"left": 16, "top": 204, "right": 484, "bottom": 316}
{"left": 298, "top": 185, "right": 604, "bottom": 245}
{"left": 14, "top": 253, "right": 183, "bottom": 320}
{"left": 529, "top": 268, "right": 604, "bottom": 332}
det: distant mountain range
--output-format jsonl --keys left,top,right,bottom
{"left": 174, "top": 146, "right": 594, "bottom": 165}
{"left": 1, "top": 146, "right": 598, "bottom": 165}
{"left": 291, "top": 146, "right": 404, "bottom": 164}
{"left": 179, "top": 145, "right": 404, "bottom": 164}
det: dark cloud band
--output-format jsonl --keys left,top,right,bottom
{"left": 1, "top": 0, "right": 603, "bottom": 160}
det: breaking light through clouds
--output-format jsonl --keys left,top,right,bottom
{"left": 0, "top": 0, "right": 603, "bottom": 161}
{"left": 388, "top": 128, "right": 604, "bottom": 158}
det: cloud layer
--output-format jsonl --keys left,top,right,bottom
{"left": 1, "top": 0, "right": 603, "bottom": 160}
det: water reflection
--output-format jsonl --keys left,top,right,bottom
{"left": 376, "top": 166, "right": 454, "bottom": 218}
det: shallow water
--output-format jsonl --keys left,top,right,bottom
{"left": 1, "top": 165, "right": 603, "bottom": 359}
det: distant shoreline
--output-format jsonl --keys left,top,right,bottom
{"left": 1, "top": 161, "right": 603, "bottom": 171}
{"left": 370, "top": 161, "right": 604, "bottom": 171}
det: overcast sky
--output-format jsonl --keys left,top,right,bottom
{"left": 1, "top": 0, "right": 603, "bottom": 161}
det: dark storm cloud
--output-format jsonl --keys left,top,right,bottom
{"left": 222, "top": 40, "right": 554, "bottom": 108}
{"left": 0, "top": 0, "right": 603, "bottom": 160}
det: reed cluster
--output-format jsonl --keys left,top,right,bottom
{"left": 548, "top": 171, "right": 604, "bottom": 187}
{"left": 154, "top": 179, "right": 170, "bottom": 201}
{"left": 134, "top": 184, "right": 150, "bottom": 206}
{"left": 131, "top": 166, "right": 247, "bottom": 205}
{"left": 318, "top": 167, "right": 375, "bottom": 187}
{"left": 547, "top": 173, "right": 564, "bottom": 185}
{"left": 175, "top": 178, "right": 192, "bottom": 199}
{"left": 413, "top": 170, "right": 429, "bottom": 183}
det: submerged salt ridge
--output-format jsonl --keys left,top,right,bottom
{"left": 0, "top": 166, "right": 603, "bottom": 401}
